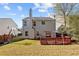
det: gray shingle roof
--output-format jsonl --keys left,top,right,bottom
{"left": 23, "top": 17, "right": 54, "bottom": 21}
{"left": 0, "top": 18, "right": 17, "bottom": 26}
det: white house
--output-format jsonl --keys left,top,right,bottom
{"left": 48, "top": 14, "right": 64, "bottom": 31}
{"left": 22, "top": 9, "right": 56, "bottom": 39}
{"left": 0, "top": 18, "right": 19, "bottom": 36}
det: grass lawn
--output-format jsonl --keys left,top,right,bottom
{"left": 0, "top": 39, "right": 79, "bottom": 56}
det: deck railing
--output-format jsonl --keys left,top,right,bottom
{"left": 40, "top": 36, "right": 71, "bottom": 45}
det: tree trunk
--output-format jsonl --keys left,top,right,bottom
{"left": 62, "top": 15, "right": 67, "bottom": 44}
{"left": 64, "top": 15, "right": 67, "bottom": 29}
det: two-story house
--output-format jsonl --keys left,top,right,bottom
{"left": 22, "top": 8, "right": 56, "bottom": 39}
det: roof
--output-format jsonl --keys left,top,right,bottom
{"left": 0, "top": 18, "right": 17, "bottom": 27}
{"left": 23, "top": 17, "right": 55, "bottom": 21}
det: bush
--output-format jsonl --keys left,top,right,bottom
{"left": 11, "top": 37, "right": 25, "bottom": 42}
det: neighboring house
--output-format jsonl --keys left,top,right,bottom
{"left": 55, "top": 16, "right": 64, "bottom": 31}
{"left": 22, "top": 8, "right": 56, "bottom": 39}
{"left": 49, "top": 14, "right": 64, "bottom": 31}
{"left": 0, "top": 18, "right": 19, "bottom": 36}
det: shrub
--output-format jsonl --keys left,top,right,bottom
{"left": 11, "top": 37, "right": 25, "bottom": 42}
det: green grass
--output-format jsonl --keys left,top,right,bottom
{"left": 0, "top": 39, "right": 79, "bottom": 56}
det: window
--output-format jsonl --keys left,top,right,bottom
{"left": 25, "top": 31, "right": 28, "bottom": 36}
{"left": 23, "top": 21, "right": 27, "bottom": 26}
{"left": 37, "top": 31, "right": 39, "bottom": 36}
{"left": 42, "top": 21, "right": 45, "bottom": 25}
{"left": 7, "top": 26, "right": 9, "bottom": 29}
{"left": 33, "top": 21, "right": 36, "bottom": 26}
{"left": 18, "top": 33, "right": 22, "bottom": 36}
{"left": 45, "top": 31, "right": 51, "bottom": 37}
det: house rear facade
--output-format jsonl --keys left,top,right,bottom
{"left": 22, "top": 8, "right": 56, "bottom": 39}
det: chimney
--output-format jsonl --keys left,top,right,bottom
{"left": 29, "top": 8, "right": 32, "bottom": 19}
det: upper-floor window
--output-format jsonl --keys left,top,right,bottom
{"left": 33, "top": 21, "right": 36, "bottom": 26}
{"left": 42, "top": 21, "right": 45, "bottom": 25}
{"left": 23, "top": 21, "right": 27, "bottom": 26}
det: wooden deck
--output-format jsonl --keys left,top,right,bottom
{"left": 40, "top": 36, "right": 71, "bottom": 45}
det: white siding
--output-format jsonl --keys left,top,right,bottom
{"left": 22, "top": 17, "right": 56, "bottom": 39}
{"left": 56, "top": 16, "right": 64, "bottom": 31}
{"left": 22, "top": 19, "right": 35, "bottom": 38}
{"left": 0, "top": 18, "right": 19, "bottom": 35}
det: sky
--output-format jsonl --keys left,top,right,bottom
{"left": 0, "top": 3, "right": 55, "bottom": 28}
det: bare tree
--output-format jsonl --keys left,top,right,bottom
{"left": 55, "top": 3, "right": 77, "bottom": 33}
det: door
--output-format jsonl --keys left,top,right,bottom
{"left": 45, "top": 31, "right": 51, "bottom": 37}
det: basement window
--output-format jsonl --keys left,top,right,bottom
{"left": 25, "top": 31, "right": 28, "bottom": 36}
